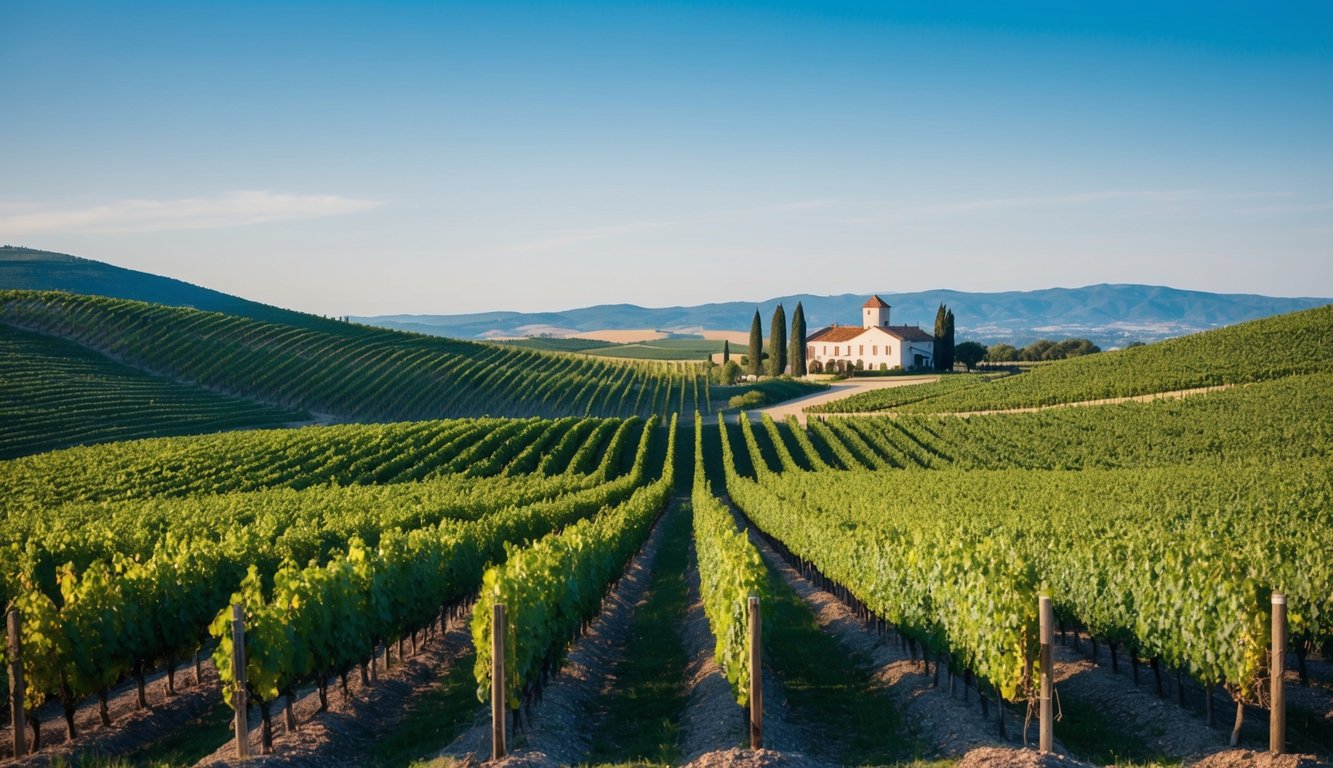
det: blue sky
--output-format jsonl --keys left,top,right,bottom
{"left": 2, "top": 1, "right": 1330, "bottom": 316}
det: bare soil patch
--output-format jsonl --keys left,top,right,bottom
{"left": 699, "top": 330, "right": 752, "bottom": 346}
{"left": 579, "top": 329, "right": 670, "bottom": 343}
{"left": 1190, "top": 749, "right": 1328, "bottom": 768}
{"left": 682, "top": 746, "right": 826, "bottom": 767}
{"left": 956, "top": 745, "right": 1095, "bottom": 768}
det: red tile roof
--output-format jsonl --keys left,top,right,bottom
{"left": 884, "top": 325, "right": 935, "bottom": 342}
{"left": 806, "top": 324, "right": 936, "bottom": 344}
{"left": 805, "top": 325, "right": 865, "bottom": 343}
{"left": 863, "top": 295, "right": 890, "bottom": 308}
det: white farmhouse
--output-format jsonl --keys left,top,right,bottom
{"left": 806, "top": 296, "right": 935, "bottom": 372}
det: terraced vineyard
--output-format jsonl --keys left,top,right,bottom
{"left": 0, "top": 291, "right": 709, "bottom": 436}
{"left": 0, "top": 323, "right": 303, "bottom": 459}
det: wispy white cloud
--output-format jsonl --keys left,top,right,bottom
{"left": 709, "top": 199, "right": 841, "bottom": 218}
{"left": 503, "top": 221, "right": 674, "bottom": 253}
{"left": 840, "top": 189, "right": 1199, "bottom": 224}
{"left": 0, "top": 191, "right": 382, "bottom": 235}
{"left": 1234, "top": 201, "right": 1333, "bottom": 215}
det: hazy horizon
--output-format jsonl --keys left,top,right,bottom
{"left": 3, "top": 1, "right": 1331, "bottom": 316}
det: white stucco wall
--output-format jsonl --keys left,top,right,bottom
{"left": 808, "top": 328, "right": 932, "bottom": 370}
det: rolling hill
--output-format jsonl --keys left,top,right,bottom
{"left": 0, "top": 245, "right": 338, "bottom": 330}
{"left": 0, "top": 291, "right": 708, "bottom": 456}
{"left": 6, "top": 246, "right": 1326, "bottom": 349}
{"left": 358, "top": 284, "right": 1331, "bottom": 348}
{"left": 0, "top": 322, "right": 304, "bottom": 458}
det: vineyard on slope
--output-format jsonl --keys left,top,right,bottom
{"left": 0, "top": 291, "right": 708, "bottom": 430}
{"left": 810, "top": 305, "right": 1333, "bottom": 414}
{"left": 770, "top": 375, "right": 1333, "bottom": 473}
{"left": 0, "top": 322, "right": 303, "bottom": 459}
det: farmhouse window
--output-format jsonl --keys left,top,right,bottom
{"left": 834, "top": 346, "right": 840, "bottom": 356}
{"left": 872, "top": 345, "right": 878, "bottom": 356}
{"left": 859, "top": 345, "right": 864, "bottom": 355}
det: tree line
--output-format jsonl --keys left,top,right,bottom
{"left": 716, "top": 302, "right": 810, "bottom": 385}
{"left": 714, "top": 300, "right": 1104, "bottom": 378}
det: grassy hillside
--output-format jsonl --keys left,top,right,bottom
{"left": 498, "top": 336, "right": 726, "bottom": 360}
{"left": 0, "top": 322, "right": 303, "bottom": 458}
{"left": 0, "top": 291, "right": 708, "bottom": 429}
{"left": 0, "top": 245, "right": 340, "bottom": 331}
{"left": 815, "top": 305, "right": 1333, "bottom": 414}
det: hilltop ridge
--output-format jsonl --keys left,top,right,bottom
{"left": 3, "top": 246, "right": 1326, "bottom": 348}
{"left": 357, "top": 284, "right": 1330, "bottom": 348}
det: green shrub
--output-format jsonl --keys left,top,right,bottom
{"left": 728, "top": 390, "right": 768, "bottom": 410}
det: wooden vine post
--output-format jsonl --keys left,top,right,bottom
{"left": 231, "top": 604, "right": 251, "bottom": 760}
{"left": 7, "top": 609, "right": 25, "bottom": 758}
{"left": 492, "top": 603, "right": 507, "bottom": 761}
{"left": 1039, "top": 595, "right": 1054, "bottom": 753}
{"left": 1270, "top": 592, "right": 1286, "bottom": 755}
{"left": 749, "top": 595, "right": 763, "bottom": 750}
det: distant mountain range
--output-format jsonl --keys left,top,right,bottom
{"left": 355, "top": 285, "right": 1331, "bottom": 348}
{"left": 2, "top": 246, "right": 1327, "bottom": 348}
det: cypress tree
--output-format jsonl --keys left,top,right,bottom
{"left": 934, "top": 304, "right": 949, "bottom": 372}
{"left": 769, "top": 304, "right": 787, "bottom": 376}
{"left": 722, "top": 339, "right": 730, "bottom": 364}
{"left": 789, "top": 301, "right": 807, "bottom": 377}
{"left": 933, "top": 304, "right": 956, "bottom": 371}
{"left": 944, "top": 308, "right": 956, "bottom": 370}
{"left": 748, "top": 310, "right": 763, "bottom": 377}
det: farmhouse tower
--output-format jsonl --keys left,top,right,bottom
{"left": 862, "top": 295, "right": 891, "bottom": 329}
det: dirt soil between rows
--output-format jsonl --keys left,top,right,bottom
{"left": 5, "top": 659, "right": 220, "bottom": 766}
{"left": 196, "top": 603, "right": 476, "bottom": 767}
{"left": 437, "top": 500, "right": 680, "bottom": 767}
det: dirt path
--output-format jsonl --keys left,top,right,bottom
{"left": 195, "top": 604, "right": 476, "bottom": 767}
{"left": 700, "top": 376, "right": 939, "bottom": 426}
{"left": 813, "top": 384, "right": 1234, "bottom": 420}
{"left": 438, "top": 501, "right": 679, "bottom": 767}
